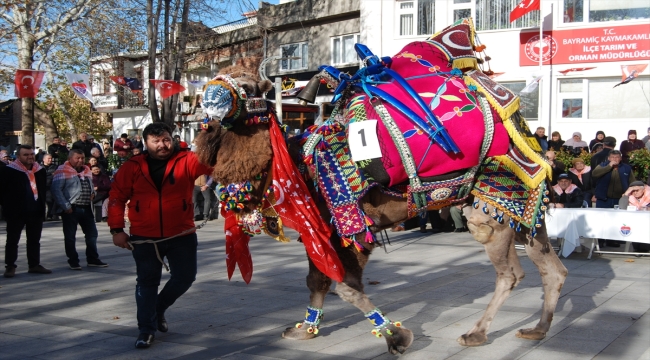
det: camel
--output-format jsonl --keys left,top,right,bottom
{"left": 195, "top": 20, "right": 568, "bottom": 355}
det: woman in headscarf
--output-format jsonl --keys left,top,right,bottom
{"left": 563, "top": 132, "right": 589, "bottom": 154}
{"left": 547, "top": 131, "right": 565, "bottom": 151}
{"left": 589, "top": 131, "right": 605, "bottom": 151}
{"left": 567, "top": 158, "right": 592, "bottom": 206}
{"left": 620, "top": 130, "right": 645, "bottom": 164}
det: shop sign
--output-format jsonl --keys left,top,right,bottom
{"left": 94, "top": 94, "right": 119, "bottom": 108}
{"left": 520, "top": 24, "right": 650, "bottom": 66}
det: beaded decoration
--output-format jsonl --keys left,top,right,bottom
{"left": 365, "top": 308, "right": 403, "bottom": 338}
{"left": 294, "top": 306, "right": 323, "bottom": 335}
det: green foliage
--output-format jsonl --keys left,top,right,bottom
{"left": 554, "top": 148, "right": 592, "bottom": 169}
{"left": 106, "top": 153, "right": 131, "bottom": 173}
{"left": 36, "top": 83, "right": 112, "bottom": 141}
{"left": 629, "top": 148, "right": 650, "bottom": 182}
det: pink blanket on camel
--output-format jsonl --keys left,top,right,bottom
{"left": 345, "top": 41, "right": 509, "bottom": 187}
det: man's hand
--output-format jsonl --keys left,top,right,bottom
{"left": 609, "top": 159, "right": 620, "bottom": 167}
{"left": 64, "top": 208, "right": 73, "bottom": 214}
{"left": 113, "top": 232, "right": 131, "bottom": 250}
{"left": 201, "top": 185, "right": 209, "bottom": 191}
{"left": 555, "top": 203, "right": 565, "bottom": 208}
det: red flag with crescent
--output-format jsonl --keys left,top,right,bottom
{"left": 266, "top": 118, "right": 345, "bottom": 282}
{"left": 510, "top": 0, "right": 539, "bottom": 22}
{"left": 149, "top": 79, "right": 185, "bottom": 99}
{"left": 14, "top": 70, "right": 46, "bottom": 98}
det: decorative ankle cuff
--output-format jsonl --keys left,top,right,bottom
{"left": 295, "top": 306, "right": 323, "bottom": 334}
{"left": 365, "top": 308, "right": 403, "bottom": 338}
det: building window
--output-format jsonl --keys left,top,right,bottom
{"left": 475, "top": 0, "right": 540, "bottom": 30}
{"left": 332, "top": 34, "right": 361, "bottom": 65}
{"left": 563, "top": 0, "right": 649, "bottom": 23}
{"left": 501, "top": 82, "right": 539, "bottom": 121}
{"left": 396, "top": 0, "right": 435, "bottom": 37}
{"left": 280, "top": 42, "right": 308, "bottom": 71}
{"left": 559, "top": 79, "right": 584, "bottom": 118}
{"left": 589, "top": 77, "right": 650, "bottom": 119}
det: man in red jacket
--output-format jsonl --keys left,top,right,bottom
{"left": 108, "top": 122, "right": 212, "bottom": 349}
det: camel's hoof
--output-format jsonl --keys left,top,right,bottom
{"left": 384, "top": 324, "right": 414, "bottom": 355}
{"left": 457, "top": 332, "right": 488, "bottom": 346}
{"left": 515, "top": 328, "right": 546, "bottom": 340}
{"left": 282, "top": 324, "right": 317, "bottom": 340}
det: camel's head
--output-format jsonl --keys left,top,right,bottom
{"left": 195, "top": 71, "right": 274, "bottom": 213}
{"left": 201, "top": 72, "right": 273, "bottom": 127}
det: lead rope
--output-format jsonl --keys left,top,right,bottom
{"left": 126, "top": 217, "right": 211, "bottom": 271}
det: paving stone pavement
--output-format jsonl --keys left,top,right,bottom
{"left": 1, "top": 219, "right": 649, "bottom": 360}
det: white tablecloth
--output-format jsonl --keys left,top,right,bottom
{"left": 545, "top": 208, "right": 650, "bottom": 257}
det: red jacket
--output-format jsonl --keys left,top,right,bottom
{"left": 113, "top": 138, "right": 134, "bottom": 152}
{"left": 108, "top": 149, "right": 212, "bottom": 237}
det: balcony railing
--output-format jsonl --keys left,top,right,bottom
{"left": 213, "top": 17, "right": 257, "bottom": 34}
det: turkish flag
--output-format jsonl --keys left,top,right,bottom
{"left": 267, "top": 117, "right": 345, "bottom": 282}
{"left": 614, "top": 64, "right": 649, "bottom": 88}
{"left": 150, "top": 79, "right": 185, "bottom": 99}
{"left": 14, "top": 70, "right": 46, "bottom": 98}
{"left": 558, "top": 67, "right": 596, "bottom": 75}
{"left": 510, "top": 0, "right": 540, "bottom": 22}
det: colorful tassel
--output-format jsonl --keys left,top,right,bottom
{"left": 364, "top": 231, "right": 375, "bottom": 243}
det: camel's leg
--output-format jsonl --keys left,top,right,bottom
{"left": 282, "top": 256, "right": 332, "bottom": 340}
{"left": 334, "top": 236, "right": 414, "bottom": 355}
{"left": 458, "top": 204, "right": 525, "bottom": 346}
{"left": 515, "top": 223, "right": 568, "bottom": 340}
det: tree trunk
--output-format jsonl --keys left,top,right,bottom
{"left": 147, "top": 0, "right": 163, "bottom": 122}
{"left": 34, "top": 103, "right": 59, "bottom": 145}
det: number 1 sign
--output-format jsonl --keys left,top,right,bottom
{"left": 348, "top": 120, "right": 383, "bottom": 162}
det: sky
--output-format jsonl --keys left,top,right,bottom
{"left": 1, "top": 0, "right": 281, "bottom": 101}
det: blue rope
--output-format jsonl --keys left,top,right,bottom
{"left": 417, "top": 142, "right": 433, "bottom": 171}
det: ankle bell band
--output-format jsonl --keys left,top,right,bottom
{"left": 304, "top": 306, "right": 323, "bottom": 326}
{"left": 365, "top": 308, "right": 389, "bottom": 329}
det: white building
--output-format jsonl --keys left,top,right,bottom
{"left": 361, "top": 0, "right": 650, "bottom": 145}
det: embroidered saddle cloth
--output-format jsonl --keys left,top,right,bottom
{"left": 342, "top": 40, "right": 510, "bottom": 187}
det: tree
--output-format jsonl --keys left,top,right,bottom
{"left": 0, "top": 0, "right": 103, "bottom": 145}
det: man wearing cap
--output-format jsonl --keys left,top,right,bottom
{"left": 549, "top": 174, "right": 584, "bottom": 209}
{"left": 590, "top": 136, "right": 616, "bottom": 179}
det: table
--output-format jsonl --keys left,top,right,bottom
{"left": 545, "top": 208, "right": 650, "bottom": 258}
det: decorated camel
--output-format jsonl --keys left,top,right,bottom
{"left": 195, "top": 18, "right": 567, "bottom": 355}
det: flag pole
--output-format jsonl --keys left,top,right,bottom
{"left": 31, "top": 98, "right": 35, "bottom": 146}
{"left": 538, "top": 1, "right": 544, "bottom": 131}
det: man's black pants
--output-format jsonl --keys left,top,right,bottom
{"left": 4, "top": 215, "right": 43, "bottom": 269}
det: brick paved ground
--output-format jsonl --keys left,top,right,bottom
{"left": 1, "top": 219, "right": 648, "bottom": 359}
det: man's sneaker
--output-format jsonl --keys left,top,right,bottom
{"left": 135, "top": 333, "right": 155, "bottom": 349}
{"left": 4, "top": 267, "right": 16, "bottom": 278}
{"left": 28, "top": 265, "right": 52, "bottom": 274}
{"left": 88, "top": 260, "right": 109, "bottom": 268}
{"left": 69, "top": 263, "right": 82, "bottom": 270}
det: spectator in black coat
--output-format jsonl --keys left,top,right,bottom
{"left": 72, "top": 132, "right": 95, "bottom": 158}
{"left": 47, "top": 137, "right": 68, "bottom": 165}
{"left": 41, "top": 154, "right": 58, "bottom": 220}
{"left": 589, "top": 131, "right": 606, "bottom": 152}
{"left": 548, "top": 131, "right": 565, "bottom": 151}
{"left": 0, "top": 145, "right": 52, "bottom": 277}
{"left": 549, "top": 173, "right": 584, "bottom": 209}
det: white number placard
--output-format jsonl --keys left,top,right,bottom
{"left": 348, "top": 120, "right": 382, "bottom": 162}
